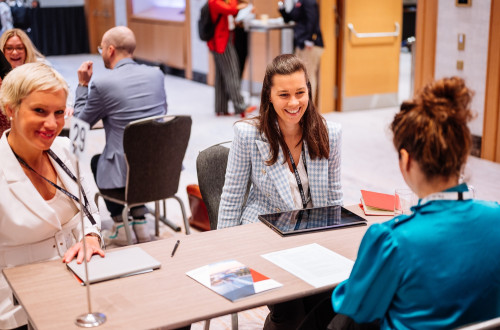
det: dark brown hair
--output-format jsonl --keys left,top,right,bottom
{"left": 391, "top": 76, "right": 474, "bottom": 179}
{"left": 257, "top": 54, "right": 329, "bottom": 165}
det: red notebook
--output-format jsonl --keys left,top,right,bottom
{"left": 360, "top": 190, "right": 395, "bottom": 216}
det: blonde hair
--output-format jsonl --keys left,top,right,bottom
{"left": 0, "top": 28, "right": 44, "bottom": 65}
{"left": 0, "top": 63, "right": 68, "bottom": 116}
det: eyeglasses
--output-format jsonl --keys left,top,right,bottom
{"left": 4, "top": 46, "right": 25, "bottom": 53}
{"left": 97, "top": 45, "right": 103, "bottom": 55}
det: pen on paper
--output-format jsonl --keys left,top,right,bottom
{"left": 171, "top": 240, "right": 180, "bottom": 257}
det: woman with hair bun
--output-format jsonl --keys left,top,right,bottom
{"left": 327, "top": 77, "right": 500, "bottom": 329}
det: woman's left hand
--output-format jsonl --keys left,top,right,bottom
{"left": 62, "top": 235, "right": 105, "bottom": 264}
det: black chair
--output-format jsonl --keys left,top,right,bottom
{"left": 196, "top": 141, "right": 231, "bottom": 230}
{"left": 96, "top": 115, "right": 192, "bottom": 245}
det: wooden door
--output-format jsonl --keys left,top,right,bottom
{"left": 85, "top": 0, "right": 116, "bottom": 54}
{"left": 337, "top": 0, "right": 402, "bottom": 111}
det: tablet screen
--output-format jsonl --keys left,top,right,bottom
{"left": 258, "top": 205, "right": 367, "bottom": 236}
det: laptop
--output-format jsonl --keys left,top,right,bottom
{"left": 66, "top": 247, "right": 161, "bottom": 285}
{"left": 258, "top": 205, "right": 367, "bottom": 236}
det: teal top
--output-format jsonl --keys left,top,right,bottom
{"left": 332, "top": 184, "right": 500, "bottom": 329}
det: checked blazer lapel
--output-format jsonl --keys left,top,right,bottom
{"left": 303, "top": 142, "right": 329, "bottom": 207}
{"left": 255, "top": 140, "right": 295, "bottom": 210}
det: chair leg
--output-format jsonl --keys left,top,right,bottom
{"left": 121, "top": 205, "right": 134, "bottom": 245}
{"left": 172, "top": 195, "right": 191, "bottom": 235}
{"left": 154, "top": 200, "right": 160, "bottom": 237}
{"left": 231, "top": 313, "right": 238, "bottom": 330}
{"left": 159, "top": 200, "right": 182, "bottom": 232}
{"left": 204, "top": 319, "right": 210, "bottom": 330}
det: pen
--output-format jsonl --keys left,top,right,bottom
{"left": 171, "top": 240, "right": 180, "bottom": 257}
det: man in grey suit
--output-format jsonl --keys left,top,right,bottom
{"left": 74, "top": 26, "right": 167, "bottom": 245}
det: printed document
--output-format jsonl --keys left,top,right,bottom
{"left": 261, "top": 243, "right": 353, "bottom": 288}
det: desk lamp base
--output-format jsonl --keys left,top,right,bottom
{"left": 75, "top": 312, "right": 106, "bottom": 327}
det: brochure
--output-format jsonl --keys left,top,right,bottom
{"left": 186, "top": 259, "right": 282, "bottom": 301}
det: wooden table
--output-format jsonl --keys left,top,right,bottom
{"left": 3, "top": 205, "right": 390, "bottom": 329}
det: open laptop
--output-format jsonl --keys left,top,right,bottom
{"left": 258, "top": 205, "right": 367, "bottom": 236}
{"left": 66, "top": 247, "right": 161, "bottom": 285}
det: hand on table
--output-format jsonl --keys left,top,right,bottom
{"left": 63, "top": 235, "right": 105, "bottom": 264}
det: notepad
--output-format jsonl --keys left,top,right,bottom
{"left": 360, "top": 190, "right": 395, "bottom": 216}
{"left": 66, "top": 247, "right": 161, "bottom": 285}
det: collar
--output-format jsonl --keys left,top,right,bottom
{"left": 114, "top": 57, "right": 136, "bottom": 69}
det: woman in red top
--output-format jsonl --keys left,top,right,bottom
{"left": 208, "top": 0, "right": 255, "bottom": 116}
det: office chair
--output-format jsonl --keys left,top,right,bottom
{"left": 196, "top": 142, "right": 251, "bottom": 330}
{"left": 95, "top": 115, "right": 192, "bottom": 245}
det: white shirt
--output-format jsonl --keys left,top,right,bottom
{"left": 285, "top": 155, "right": 313, "bottom": 209}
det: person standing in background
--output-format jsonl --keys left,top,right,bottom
{"left": 208, "top": 0, "right": 256, "bottom": 117}
{"left": 279, "top": 0, "right": 323, "bottom": 105}
{"left": 0, "top": 0, "right": 13, "bottom": 36}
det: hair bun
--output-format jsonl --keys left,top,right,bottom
{"left": 420, "top": 76, "right": 474, "bottom": 125}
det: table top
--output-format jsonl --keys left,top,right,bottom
{"left": 3, "top": 205, "right": 390, "bottom": 329}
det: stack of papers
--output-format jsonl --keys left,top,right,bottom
{"left": 186, "top": 259, "right": 282, "bottom": 301}
{"left": 360, "top": 190, "right": 395, "bottom": 216}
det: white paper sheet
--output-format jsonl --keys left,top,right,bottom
{"left": 261, "top": 243, "right": 354, "bottom": 288}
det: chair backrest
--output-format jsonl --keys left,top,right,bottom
{"left": 123, "top": 115, "right": 192, "bottom": 205}
{"left": 197, "top": 141, "right": 252, "bottom": 230}
{"left": 196, "top": 142, "right": 231, "bottom": 230}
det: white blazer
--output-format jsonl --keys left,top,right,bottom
{"left": 0, "top": 132, "right": 101, "bottom": 329}
{"left": 218, "top": 120, "right": 343, "bottom": 228}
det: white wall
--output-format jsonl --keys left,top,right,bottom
{"left": 189, "top": 0, "right": 209, "bottom": 75}
{"left": 434, "top": 0, "right": 491, "bottom": 136}
{"left": 114, "top": 0, "right": 127, "bottom": 26}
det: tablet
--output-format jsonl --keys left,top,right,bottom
{"left": 66, "top": 247, "right": 161, "bottom": 285}
{"left": 258, "top": 205, "right": 367, "bottom": 236}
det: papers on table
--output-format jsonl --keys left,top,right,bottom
{"left": 261, "top": 243, "right": 354, "bottom": 288}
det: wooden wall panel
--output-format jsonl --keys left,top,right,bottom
{"left": 482, "top": 0, "right": 500, "bottom": 162}
{"left": 413, "top": 0, "right": 437, "bottom": 94}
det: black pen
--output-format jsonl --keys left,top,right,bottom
{"left": 171, "top": 240, "right": 180, "bottom": 257}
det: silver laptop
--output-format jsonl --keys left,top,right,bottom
{"left": 66, "top": 246, "right": 161, "bottom": 285}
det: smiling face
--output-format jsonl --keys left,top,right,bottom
{"left": 7, "top": 89, "right": 67, "bottom": 152}
{"left": 4, "top": 36, "right": 26, "bottom": 68}
{"left": 270, "top": 70, "right": 309, "bottom": 131}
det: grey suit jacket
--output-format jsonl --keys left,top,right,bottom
{"left": 74, "top": 58, "right": 167, "bottom": 189}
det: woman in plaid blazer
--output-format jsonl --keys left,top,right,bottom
{"left": 218, "top": 54, "right": 342, "bottom": 229}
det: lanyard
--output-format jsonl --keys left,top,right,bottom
{"left": 12, "top": 149, "right": 96, "bottom": 225}
{"left": 419, "top": 190, "right": 473, "bottom": 207}
{"left": 285, "top": 144, "right": 311, "bottom": 209}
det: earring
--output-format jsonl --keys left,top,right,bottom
{"left": 9, "top": 117, "right": 12, "bottom": 121}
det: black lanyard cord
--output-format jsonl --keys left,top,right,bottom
{"left": 12, "top": 149, "right": 96, "bottom": 225}
{"left": 285, "top": 144, "right": 311, "bottom": 209}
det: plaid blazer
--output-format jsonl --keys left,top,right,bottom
{"left": 217, "top": 120, "right": 342, "bottom": 228}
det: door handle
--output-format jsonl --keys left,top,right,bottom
{"left": 347, "top": 22, "right": 400, "bottom": 40}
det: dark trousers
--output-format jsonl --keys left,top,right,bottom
{"left": 91, "top": 154, "right": 146, "bottom": 221}
{"left": 264, "top": 291, "right": 334, "bottom": 330}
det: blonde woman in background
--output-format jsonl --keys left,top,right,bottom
{"left": 0, "top": 28, "right": 46, "bottom": 136}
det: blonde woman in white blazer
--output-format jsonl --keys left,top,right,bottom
{"left": 218, "top": 54, "right": 342, "bottom": 229}
{"left": 0, "top": 63, "right": 104, "bottom": 330}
